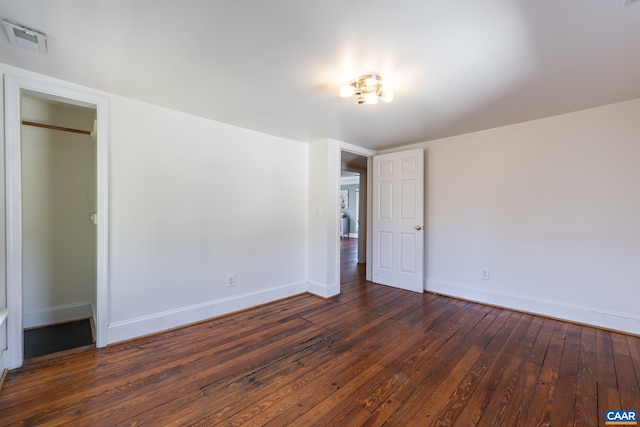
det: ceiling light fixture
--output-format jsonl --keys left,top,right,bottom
{"left": 340, "top": 74, "right": 394, "bottom": 105}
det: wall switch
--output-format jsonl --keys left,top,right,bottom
{"left": 227, "top": 274, "right": 236, "bottom": 287}
{"left": 481, "top": 268, "right": 491, "bottom": 280}
{"left": 315, "top": 207, "right": 322, "bottom": 216}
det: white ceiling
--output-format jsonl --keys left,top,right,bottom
{"left": 1, "top": 1, "right": 639, "bottom": 151}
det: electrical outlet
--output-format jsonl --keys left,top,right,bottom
{"left": 227, "top": 274, "right": 236, "bottom": 287}
{"left": 481, "top": 268, "right": 490, "bottom": 280}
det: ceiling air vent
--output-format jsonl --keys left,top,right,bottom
{"left": 3, "top": 20, "right": 47, "bottom": 54}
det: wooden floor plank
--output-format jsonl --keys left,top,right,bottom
{"left": 361, "top": 307, "right": 501, "bottom": 427}
{"left": 408, "top": 345, "right": 484, "bottom": 426}
{"left": 575, "top": 326, "right": 598, "bottom": 427}
{"left": 514, "top": 315, "right": 544, "bottom": 360}
{"left": 549, "top": 373, "right": 578, "bottom": 426}
{"left": 159, "top": 318, "right": 391, "bottom": 423}
{"left": 499, "top": 360, "right": 542, "bottom": 426}
{"left": 1, "top": 239, "right": 638, "bottom": 426}
{"left": 7, "top": 320, "right": 326, "bottom": 425}
{"left": 450, "top": 313, "right": 530, "bottom": 426}
{"left": 60, "top": 330, "right": 327, "bottom": 426}
{"left": 475, "top": 354, "right": 525, "bottom": 427}
{"left": 313, "top": 321, "right": 434, "bottom": 423}
{"left": 371, "top": 309, "right": 492, "bottom": 426}
{"left": 197, "top": 318, "right": 410, "bottom": 426}
{"left": 2, "top": 294, "right": 324, "bottom": 409}
{"left": 626, "top": 334, "right": 640, "bottom": 394}
{"left": 522, "top": 321, "right": 568, "bottom": 426}
{"left": 611, "top": 333, "right": 640, "bottom": 412}
{"left": 596, "top": 329, "right": 618, "bottom": 389}
{"left": 598, "top": 383, "right": 621, "bottom": 427}
{"left": 527, "top": 317, "right": 558, "bottom": 365}
{"left": 559, "top": 323, "right": 582, "bottom": 377}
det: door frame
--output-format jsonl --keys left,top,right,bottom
{"left": 337, "top": 142, "right": 376, "bottom": 288}
{"left": 4, "top": 75, "right": 110, "bottom": 369}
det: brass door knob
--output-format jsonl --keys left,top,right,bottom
{"left": 415, "top": 225, "right": 423, "bottom": 231}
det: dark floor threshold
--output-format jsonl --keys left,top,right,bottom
{"left": 24, "top": 318, "right": 94, "bottom": 359}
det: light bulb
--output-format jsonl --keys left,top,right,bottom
{"left": 340, "top": 85, "right": 355, "bottom": 98}
{"left": 364, "top": 92, "right": 379, "bottom": 104}
{"left": 380, "top": 90, "right": 394, "bottom": 103}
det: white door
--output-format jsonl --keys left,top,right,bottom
{"left": 372, "top": 148, "right": 424, "bottom": 292}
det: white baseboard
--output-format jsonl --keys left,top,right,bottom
{"left": 107, "top": 281, "right": 308, "bottom": 344}
{"left": 427, "top": 279, "right": 640, "bottom": 335}
{"left": 0, "top": 349, "right": 5, "bottom": 376}
{"left": 0, "top": 308, "right": 7, "bottom": 374}
{"left": 307, "top": 281, "right": 340, "bottom": 299}
{"left": 24, "top": 303, "right": 93, "bottom": 329}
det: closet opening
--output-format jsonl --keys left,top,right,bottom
{"left": 4, "top": 75, "right": 109, "bottom": 369}
{"left": 20, "top": 94, "right": 98, "bottom": 359}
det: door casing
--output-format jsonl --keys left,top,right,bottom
{"left": 4, "top": 75, "right": 110, "bottom": 369}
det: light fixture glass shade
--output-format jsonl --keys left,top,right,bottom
{"left": 380, "top": 90, "right": 394, "bottom": 103}
{"left": 364, "top": 92, "right": 379, "bottom": 104}
{"left": 340, "top": 85, "right": 355, "bottom": 98}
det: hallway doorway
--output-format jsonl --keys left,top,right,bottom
{"left": 339, "top": 150, "right": 368, "bottom": 286}
{"left": 340, "top": 238, "right": 365, "bottom": 285}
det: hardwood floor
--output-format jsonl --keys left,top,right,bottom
{"left": 1, "top": 239, "right": 638, "bottom": 425}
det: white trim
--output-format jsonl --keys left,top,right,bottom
{"left": 341, "top": 176, "right": 359, "bottom": 185}
{"left": 307, "top": 281, "right": 340, "bottom": 298}
{"left": 4, "top": 75, "right": 110, "bottom": 369}
{"left": 335, "top": 141, "right": 376, "bottom": 289}
{"left": 427, "top": 279, "right": 640, "bottom": 335}
{"left": 366, "top": 157, "right": 373, "bottom": 281}
{"left": 107, "top": 282, "right": 307, "bottom": 344}
{"left": 23, "top": 303, "right": 93, "bottom": 329}
{"left": 339, "top": 141, "right": 377, "bottom": 158}
{"left": 4, "top": 75, "right": 22, "bottom": 370}
{"left": 94, "top": 93, "right": 110, "bottom": 350}
{"left": 329, "top": 141, "right": 341, "bottom": 294}
{"left": 0, "top": 308, "right": 7, "bottom": 374}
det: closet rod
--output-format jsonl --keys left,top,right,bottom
{"left": 21, "top": 120, "right": 91, "bottom": 136}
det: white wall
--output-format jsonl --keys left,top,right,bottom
{"left": 1, "top": 63, "right": 310, "bottom": 346}
{"left": 107, "top": 95, "right": 309, "bottom": 341}
{"left": 307, "top": 139, "right": 340, "bottom": 297}
{"left": 385, "top": 98, "right": 640, "bottom": 334}
{"left": 21, "top": 97, "right": 96, "bottom": 327}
